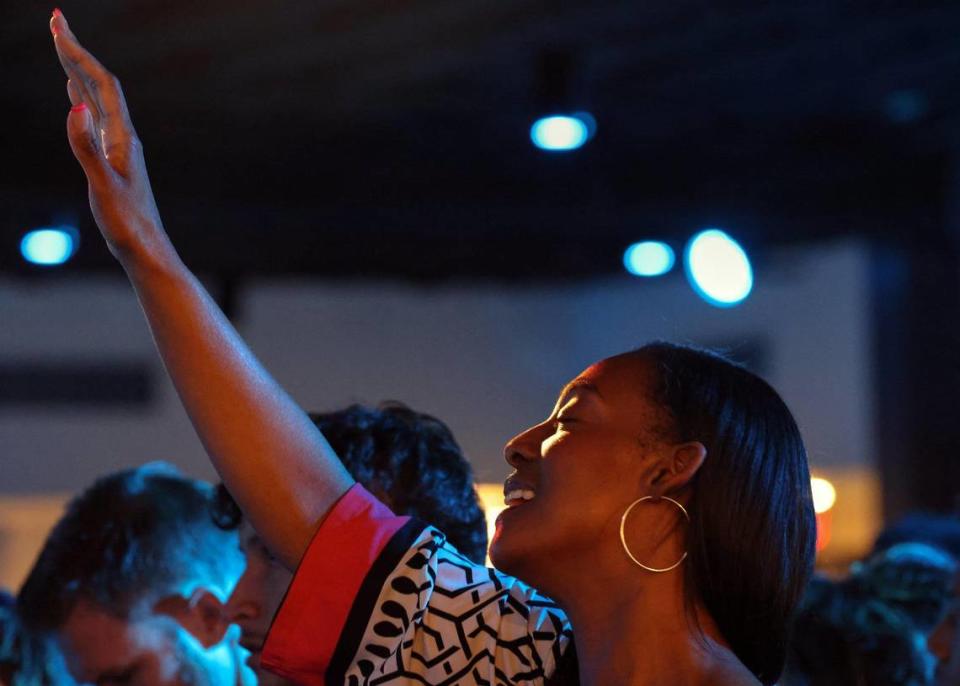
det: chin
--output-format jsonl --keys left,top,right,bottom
{"left": 487, "top": 538, "right": 514, "bottom": 573}
{"left": 489, "top": 518, "right": 540, "bottom": 581}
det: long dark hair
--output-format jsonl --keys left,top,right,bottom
{"left": 636, "top": 342, "right": 817, "bottom": 685}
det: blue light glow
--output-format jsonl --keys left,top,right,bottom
{"left": 684, "top": 229, "right": 753, "bottom": 307}
{"left": 530, "top": 114, "right": 592, "bottom": 151}
{"left": 623, "top": 241, "right": 675, "bottom": 277}
{"left": 20, "top": 226, "right": 78, "bottom": 266}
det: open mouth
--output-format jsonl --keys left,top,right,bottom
{"left": 503, "top": 474, "right": 537, "bottom": 507}
{"left": 503, "top": 488, "right": 535, "bottom": 506}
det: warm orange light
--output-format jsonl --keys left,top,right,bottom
{"left": 815, "top": 510, "right": 833, "bottom": 552}
{"left": 476, "top": 483, "right": 506, "bottom": 566}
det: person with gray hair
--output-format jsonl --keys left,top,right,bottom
{"left": 17, "top": 464, "right": 251, "bottom": 686}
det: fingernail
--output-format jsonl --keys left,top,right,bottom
{"left": 71, "top": 102, "right": 87, "bottom": 113}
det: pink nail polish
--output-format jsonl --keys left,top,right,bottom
{"left": 71, "top": 102, "right": 87, "bottom": 113}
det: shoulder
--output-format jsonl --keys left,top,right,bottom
{"left": 344, "top": 526, "right": 572, "bottom": 684}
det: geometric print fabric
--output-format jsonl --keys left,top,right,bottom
{"left": 330, "top": 524, "right": 573, "bottom": 685}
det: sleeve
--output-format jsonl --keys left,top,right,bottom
{"left": 260, "top": 485, "right": 573, "bottom": 686}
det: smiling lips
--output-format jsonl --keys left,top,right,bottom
{"left": 503, "top": 475, "right": 537, "bottom": 507}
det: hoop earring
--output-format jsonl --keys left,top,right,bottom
{"left": 619, "top": 495, "right": 690, "bottom": 573}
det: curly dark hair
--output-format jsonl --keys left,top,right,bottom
{"left": 213, "top": 402, "right": 488, "bottom": 564}
{"left": 785, "top": 576, "right": 934, "bottom": 686}
{"left": 854, "top": 542, "right": 957, "bottom": 633}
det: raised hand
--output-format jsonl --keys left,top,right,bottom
{"left": 47, "top": 10, "right": 353, "bottom": 569}
{"left": 50, "top": 9, "right": 168, "bottom": 265}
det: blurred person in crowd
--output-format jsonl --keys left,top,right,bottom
{"left": 785, "top": 522, "right": 960, "bottom": 686}
{"left": 784, "top": 575, "right": 935, "bottom": 686}
{"left": 1, "top": 589, "right": 73, "bottom": 686}
{"left": 17, "top": 464, "right": 252, "bottom": 686}
{"left": 872, "top": 513, "right": 960, "bottom": 685}
{"left": 929, "top": 573, "right": 959, "bottom": 686}
{"left": 854, "top": 542, "right": 958, "bottom": 636}
{"left": 874, "top": 514, "right": 960, "bottom": 561}
{"left": 211, "top": 402, "right": 488, "bottom": 685}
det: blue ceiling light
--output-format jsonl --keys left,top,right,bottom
{"left": 20, "top": 226, "right": 79, "bottom": 266}
{"left": 623, "top": 241, "right": 675, "bottom": 277}
{"left": 530, "top": 113, "right": 595, "bottom": 151}
{"left": 684, "top": 229, "right": 753, "bottom": 307}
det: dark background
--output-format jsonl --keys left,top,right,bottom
{"left": 3, "top": 1, "right": 960, "bottom": 516}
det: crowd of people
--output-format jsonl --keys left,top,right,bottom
{"left": 1, "top": 9, "right": 959, "bottom": 685}
{"left": 3, "top": 439, "right": 959, "bottom": 686}
{"left": 4, "top": 463, "right": 958, "bottom": 686}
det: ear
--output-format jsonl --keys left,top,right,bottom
{"left": 649, "top": 441, "right": 707, "bottom": 495}
{"left": 154, "top": 589, "right": 231, "bottom": 648}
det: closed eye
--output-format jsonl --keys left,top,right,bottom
{"left": 261, "top": 542, "right": 283, "bottom": 566}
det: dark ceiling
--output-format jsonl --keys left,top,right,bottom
{"left": 3, "top": 1, "right": 960, "bottom": 280}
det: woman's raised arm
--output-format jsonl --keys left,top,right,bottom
{"left": 48, "top": 10, "right": 354, "bottom": 569}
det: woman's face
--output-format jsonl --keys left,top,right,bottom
{"left": 489, "top": 353, "right": 675, "bottom": 584}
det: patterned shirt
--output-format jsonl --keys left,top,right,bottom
{"left": 261, "top": 484, "right": 573, "bottom": 685}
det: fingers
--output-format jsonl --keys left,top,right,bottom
{"left": 50, "top": 11, "right": 136, "bottom": 162}
{"left": 66, "top": 78, "right": 82, "bottom": 107}
{"left": 51, "top": 15, "right": 102, "bottom": 126}
{"left": 66, "top": 103, "right": 112, "bottom": 188}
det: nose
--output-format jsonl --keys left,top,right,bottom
{"left": 503, "top": 421, "right": 546, "bottom": 468}
{"left": 227, "top": 597, "right": 260, "bottom": 624}
{"left": 225, "top": 574, "right": 261, "bottom": 623}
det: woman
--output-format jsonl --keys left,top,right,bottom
{"left": 47, "top": 10, "right": 816, "bottom": 685}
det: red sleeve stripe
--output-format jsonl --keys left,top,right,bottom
{"left": 261, "top": 484, "right": 412, "bottom": 686}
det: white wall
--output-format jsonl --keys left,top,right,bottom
{"left": 0, "top": 238, "right": 872, "bottom": 489}
{"left": 241, "top": 239, "right": 873, "bottom": 482}
{"left": 0, "top": 238, "right": 876, "bottom": 585}
{"left": 0, "top": 243, "right": 879, "bottom": 587}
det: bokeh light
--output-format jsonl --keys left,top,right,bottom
{"left": 623, "top": 241, "right": 675, "bottom": 277}
{"left": 20, "top": 226, "right": 78, "bottom": 266}
{"left": 684, "top": 229, "right": 753, "bottom": 307}
{"left": 530, "top": 114, "right": 594, "bottom": 151}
